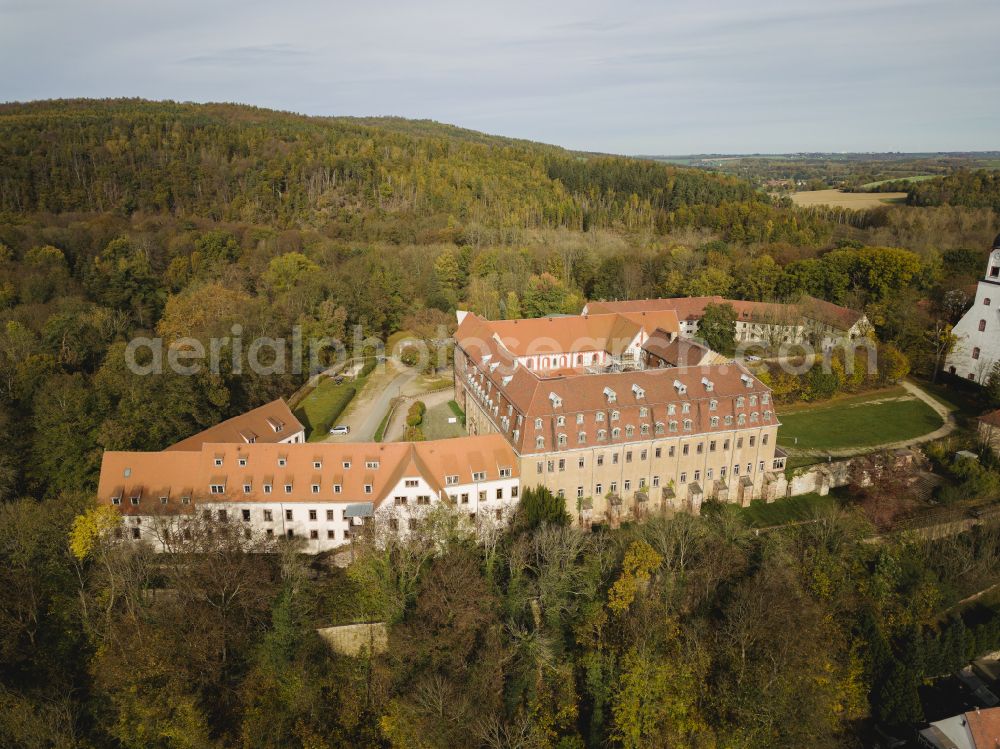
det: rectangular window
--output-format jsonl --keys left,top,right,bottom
{"left": 285, "top": 509, "right": 293, "bottom": 521}
{"left": 578, "top": 457, "right": 585, "bottom": 469}
{"left": 537, "top": 462, "right": 543, "bottom": 474}
{"left": 652, "top": 475, "right": 660, "bottom": 487}
{"left": 669, "top": 446, "right": 676, "bottom": 457}
{"left": 680, "top": 472, "right": 687, "bottom": 484}
{"left": 655, "top": 447, "right": 662, "bottom": 458}
{"left": 496, "top": 488, "right": 503, "bottom": 500}
{"left": 596, "top": 483, "right": 603, "bottom": 495}
{"left": 558, "top": 459, "right": 565, "bottom": 472}
{"left": 326, "top": 509, "right": 334, "bottom": 521}
{"left": 264, "top": 509, "right": 273, "bottom": 521}
{"left": 327, "top": 530, "right": 335, "bottom": 539}
{"left": 309, "top": 509, "right": 317, "bottom": 521}
{"left": 242, "top": 509, "right": 251, "bottom": 522}
{"left": 682, "top": 444, "right": 689, "bottom": 456}
{"left": 217, "top": 509, "right": 227, "bottom": 522}
{"left": 310, "top": 530, "right": 319, "bottom": 540}
{"left": 626, "top": 451, "right": 633, "bottom": 463}
{"left": 461, "top": 493, "right": 469, "bottom": 504}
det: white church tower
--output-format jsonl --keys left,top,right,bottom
{"left": 946, "top": 233, "right": 1000, "bottom": 383}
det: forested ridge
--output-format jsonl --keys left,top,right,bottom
{"left": 2, "top": 99, "right": 1000, "bottom": 749}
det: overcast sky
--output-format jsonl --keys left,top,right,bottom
{"left": 1, "top": 0, "right": 997, "bottom": 154}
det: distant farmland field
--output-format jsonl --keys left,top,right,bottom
{"left": 790, "top": 189, "right": 908, "bottom": 209}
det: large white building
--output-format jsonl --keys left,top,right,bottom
{"left": 98, "top": 434, "right": 520, "bottom": 553}
{"left": 946, "top": 234, "right": 1000, "bottom": 383}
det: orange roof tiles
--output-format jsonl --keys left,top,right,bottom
{"left": 589, "top": 295, "right": 862, "bottom": 330}
{"left": 99, "top": 434, "right": 519, "bottom": 514}
{"left": 166, "top": 399, "right": 304, "bottom": 451}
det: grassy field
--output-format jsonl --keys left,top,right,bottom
{"left": 777, "top": 388, "right": 943, "bottom": 451}
{"left": 741, "top": 492, "right": 841, "bottom": 527}
{"left": 790, "top": 189, "right": 908, "bottom": 209}
{"left": 860, "top": 174, "right": 936, "bottom": 189}
{"left": 294, "top": 376, "right": 361, "bottom": 442}
{"left": 419, "top": 401, "right": 466, "bottom": 440}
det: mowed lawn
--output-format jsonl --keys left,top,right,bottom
{"left": 294, "top": 377, "right": 359, "bottom": 441}
{"left": 777, "top": 388, "right": 943, "bottom": 451}
{"left": 418, "top": 401, "right": 466, "bottom": 441}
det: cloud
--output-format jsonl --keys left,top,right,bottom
{"left": 0, "top": 0, "right": 997, "bottom": 152}
{"left": 178, "top": 43, "right": 310, "bottom": 67}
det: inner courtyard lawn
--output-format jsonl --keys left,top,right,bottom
{"left": 777, "top": 388, "right": 944, "bottom": 452}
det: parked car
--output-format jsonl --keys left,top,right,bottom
{"left": 745, "top": 355, "right": 762, "bottom": 362}
{"left": 329, "top": 425, "right": 350, "bottom": 435}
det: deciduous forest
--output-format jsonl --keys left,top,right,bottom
{"left": 1, "top": 99, "right": 1000, "bottom": 748}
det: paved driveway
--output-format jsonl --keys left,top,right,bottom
{"left": 322, "top": 366, "right": 418, "bottom": 443}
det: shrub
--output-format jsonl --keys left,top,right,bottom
{"left": 406, "top": 400, "right": 426, "bottom": 427}
{"left": 359, "top": 357, "right": 378, "bottom": 378}
{"left": 403, "top": 425, "right": 425, "bottom": 442}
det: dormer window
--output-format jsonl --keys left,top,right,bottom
{"left": 313, "top": 460, "right": 322, "bottom": 469}
{"left": 549, "top": 392, "right": 562, "bottom": 408}
{"left": 343, "top": 461, "right": 351, "bottom": 469}
{"left": 741, "top": 374, "right": 753, "bottom": 388}
{"left": 603, "top": 387, "right": 617, "bottom": 403}
{"left": 214, "top": 456, "right": 223, "bottom": 467}
{"left": 366, "top": 460, "right": 380, "bottom": 469}
{"left": 278, "top": 456, "right": 287, "bottom": 467}
{"left": 238, "top": 457, "right": 248, "bottom": 467}
{"left": 673, "top": 379, "right": 686, "bottom": 394}
{"left": 446, "top": 474, "right": 459, "bottom": 485}
{"left": 701, "top": 377, "right": 714, "bottom": 392}
{"left": 631, "top": 384, "right": 644, "bottom": 399}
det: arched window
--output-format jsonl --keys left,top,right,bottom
{"left": 655, "top": 422, "right": 664, "bottom": 435}
{"left": 558, "top": 434, "right": 567, "bottom": 447}
{"left": 980, "top": 319, "right": 988, "bottom": 332}
{"left": 683, "top": 419, "right": 692, "bottom": 431}
{"left": 536, "top": 436, "right": 544, "bottom": 449}
{"left": 597, "top": 429, "right": 607, "bottom": 441}
{"left": 612, "top": 427, "right": 621, "bottom": 439}
{"left": 578, "top": 431, "right": 587, "bottom": 444}
{"left": 625, "top": 425, "right": 635, "bottom": 438}
{"left": 640, "top": 424, "right": 650, "bottom": 435}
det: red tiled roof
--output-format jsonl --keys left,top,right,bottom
{"left": 588, "top": 295, "right": 861, "bottom": 330}
{"left": 166, "top": 399, "right": 304, "bottom": 451}
{"left": 99, "top": 435, "right": 519, "bottom": 514}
